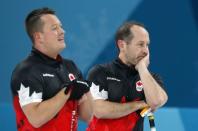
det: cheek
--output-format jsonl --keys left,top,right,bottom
{"left": 47, "top": 32, "right": 57, "bottom": 38}
{"left": 127, "top": 47, "right": 136, "bottom": 56}
{"left": 48, "top": 35, "right": 57, "bottom": 43}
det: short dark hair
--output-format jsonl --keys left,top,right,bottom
{"left": 25, "top": 7, "right": 55, "bottom": 42}
{"left": 115, "top": 21, "right": 145, "bottom": 46}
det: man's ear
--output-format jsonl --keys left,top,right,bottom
{"left": 33, "top": 32, "right": 43, "bottom": 43}
{"left": 117, "top": 40, "right": 125, "bottom": 51}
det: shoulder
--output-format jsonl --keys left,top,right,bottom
{"left": 87, "top": 62, "right": 114, "bottom": 81}
{"left": 12, "top": 58, "right": 34, "bottom": 77}
{"left": 11, "top": 57, "right": 42, "bottom": 94}
{"left": 88, "top": 64, "right": 107, "bottom": 75}
{"left": 11, "top": 56, "right": 43, "bottom": 84}
{"left": 89, "top": 61, "right": 113, "bottom": 74}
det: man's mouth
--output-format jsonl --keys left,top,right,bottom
{"left": 137, "top": 56, "right": 145, "bottom": 60}
{"left": 58, "top": 38, "right": 64, "bottom": 42}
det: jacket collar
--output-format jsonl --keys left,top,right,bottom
{"left": 114, "top": 57, "right": 137, "bottom": 75}
{"left": 30, "top": 47, "right": 63, "bottom": 66}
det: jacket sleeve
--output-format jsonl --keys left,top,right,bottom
{"left": 87, "top": 65, "right": 108, "bottom": 100}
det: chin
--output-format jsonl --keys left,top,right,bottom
{"left": 60, "top": 42, "right": 66, "bottom": 48}
{"left": 59, "top": 47, "right": 65, "bottom": 52}
{"left": 57, "top": 46, "right": 65, "bottom": 52}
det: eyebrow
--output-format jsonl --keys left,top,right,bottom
{"left": 51, "top": 23, "right": 62, "bottom": 27}
{"left": 138, "top": 40, "right": 150, "bottom": 45}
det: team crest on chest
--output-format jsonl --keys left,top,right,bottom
{"left": 68, "top": 73, "right": 75, "bottom": 81}
{"left": 136, "top": 80, "right": 143, "bottom": 92}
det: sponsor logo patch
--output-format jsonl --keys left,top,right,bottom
{"left": 42, "top": 73, "right": 54, "bottom": 77}
{"left": 106, "top": 77, "right": 121, "bottom": 82}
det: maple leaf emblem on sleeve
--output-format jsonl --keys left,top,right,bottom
{"left": 18, "top": 83, "right": 42, "bottom": 107}
{"left": 90, "top": 82, "right": 108, "bottom": 100}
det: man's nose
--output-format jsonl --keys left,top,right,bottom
{"left": 59, "top": 27, "right": 65, "bottom": 34}
{"left": 142, "top": 46, "right": 149, "bottom": 55}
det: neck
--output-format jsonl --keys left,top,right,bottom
{"left": 118, "top": 54, "right": 128, "bottom": 66}
{"left": 45, "top": 52, "right": 58, "bottom": 59}
{"left": 34, "top": 46, "right": 58, "bottom": 59}
{"left": 118, "top": 53, "right": 134, "bottom": 67}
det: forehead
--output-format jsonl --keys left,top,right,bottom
{"left": 130, "top": 25, "right": 150, "bottom": 43}
{"left": 40, "top": 14, "right": 61, "bottom": 26}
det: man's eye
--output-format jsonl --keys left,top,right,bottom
{"left": 52, "top": 27, "right": 57, "bottom": 30}
{"left": 52, "top": 25, "right": 58, "bottom": 30}
{"left": 139, "top": 43, "right": 144, "bottom": 47}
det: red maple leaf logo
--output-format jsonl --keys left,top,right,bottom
{"left": 136, "top": 81, "right": 142, "bottom": 86}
